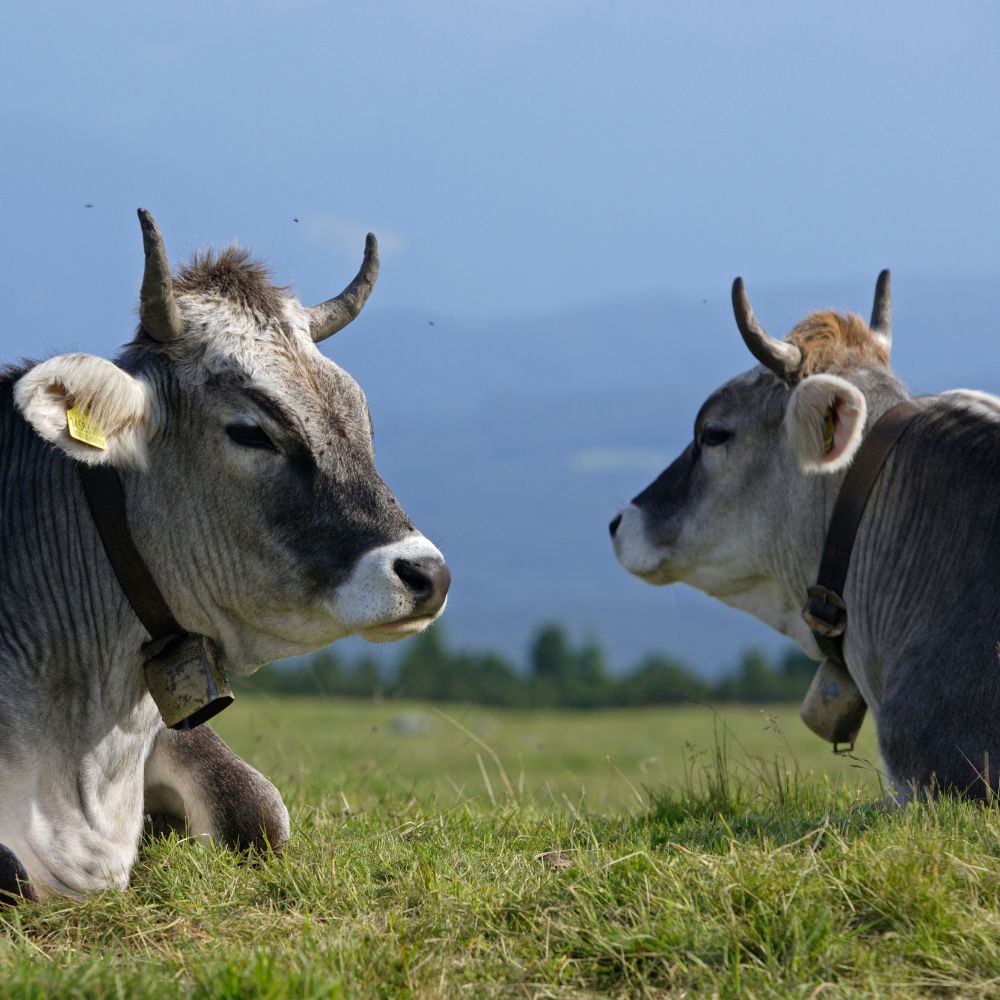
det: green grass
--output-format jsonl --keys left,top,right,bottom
{"left": 5, "top": 699, "right": 1000, "bottom": 998}
{"left": 212, "top": 697, "right": 884, "bottom": 813}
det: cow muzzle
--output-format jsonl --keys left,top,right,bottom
{"left": 610, "top": 503, "right": 674, "bottom": 582}
{"left": 328, "top": 533, "right": 451, "bottom": 641}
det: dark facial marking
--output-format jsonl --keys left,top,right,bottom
{"left": 632, "top": 442, "right": 697, "bottom": 513}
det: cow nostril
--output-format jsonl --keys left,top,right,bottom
{"left": 393, "top": 556, "right": 451, "bottom": 615}
{"left": 393, "top": 558, "right": 432, "bottom": 599}
{"left": 609, "top": 513, "right": 622, "bottom": 538}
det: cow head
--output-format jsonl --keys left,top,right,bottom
{"left": 15, "top": 210, "right": 450, "bottom": 671}
{"left": 609, "top": 272, "right": 904, "bottom": 650}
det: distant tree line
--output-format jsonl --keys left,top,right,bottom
{"left": 234, "top": 623, "right": 818, "bottom": 708}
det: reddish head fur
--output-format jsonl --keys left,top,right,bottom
{"left": 786, "top": 311, "right": 889, "bottom": 377}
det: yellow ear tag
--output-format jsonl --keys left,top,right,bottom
{"left": 822, "top": 406, "right": 836, "bottom": 453}
{"left": 66, "top": 405, "right": 108, "bottom": 451}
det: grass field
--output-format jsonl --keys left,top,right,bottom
{"left": 5, "top": 698, "right": 1000, "bottom": 997}
{"left": 214, "top": 697, "right": 885, "bottom": 813}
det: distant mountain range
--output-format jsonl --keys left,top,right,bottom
{"left": 327, "top": 272, "right": 1000, "bottom": 675}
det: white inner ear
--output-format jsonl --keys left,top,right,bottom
{"left": 14, "top": 354, "right": 154, "bottom": 469}
{"left": 786, "top": 374, "right": 867, "bottom": 475}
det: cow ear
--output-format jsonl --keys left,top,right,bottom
{"left": 785, "top": 374, "right": 867, "bottom": 474}
{"left": 14, "top": 354, "right": 154, "bottom": 469}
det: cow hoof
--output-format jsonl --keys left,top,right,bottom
{"left": 221, "top": 796, "right": 291, "bottom": 856}
{"left": 0, "top": 844, "right": 36, "bottom": 905}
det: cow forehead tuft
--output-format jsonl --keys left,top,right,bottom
{"left": 787, "top": 311, "right": 888, "bottom": 376}
{"left": 129, "top": 251, "right": 371, "bottom": 425}
{"left": 173, "top": 246, "right": 288, "bottom": 322}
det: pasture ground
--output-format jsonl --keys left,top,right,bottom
{"left": 4, "top": 699, "right": 1000, "bottom": 997}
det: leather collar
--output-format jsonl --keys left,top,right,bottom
{"left": 78, "top": 464, "right": 233, "bottom": 729}
{"left": 78, "top": 464, "right": 184, "bottom": 652}
{"left": 802, "top": 399, "right": 922, "bottom": 666}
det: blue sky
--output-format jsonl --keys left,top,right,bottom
{"left": 2, "top": 1, "right": 998, "bottom": 345}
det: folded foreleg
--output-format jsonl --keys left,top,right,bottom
{"left": 144, "top": 725, "right": 289, "bottom": 853}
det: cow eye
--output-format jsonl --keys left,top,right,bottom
{"left": 226, "top": 423, "right": 278, "bottom": 452}
{"left": 700, "top": 425, "right": 732, "bottom": 447}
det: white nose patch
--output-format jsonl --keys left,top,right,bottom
{"left": 612, "top": 504, "right": 664, "bottom": 577}
{"left": 328, "top": 533, "right": 446, "bottom": 633}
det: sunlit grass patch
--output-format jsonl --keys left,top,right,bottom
{"left": 3, "top": 700, "right": 1000, "bottom": 997}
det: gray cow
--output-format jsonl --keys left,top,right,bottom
{"left": 611, "top": 274, "right": 1000, "bottom": 801}
{"left": 0, "top": 211, "right": 450, "bottom": 899}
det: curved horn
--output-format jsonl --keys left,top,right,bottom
{"left": 731, "top": 277, "right": 802, "bottom": 382}
{"left": 137, "top": 209, "right": 184, "bottom": 343}
{"left": 308, "top": 233, "right": 380, "bottom": 343}
{"left": 869, "top": 268, "right": 891, "bottom": 354}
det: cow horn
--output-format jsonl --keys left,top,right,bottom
{"left": 137, "top": 209, "right": 184, "bottom": 343}
{"left": 731, "top": 277, "right": 802, "bottom": 382}
{"left": 869, "top": 269, "right": 891, "bottom": 354}
{"left": 307, "top": 233, "right": 380, "bottom": 343}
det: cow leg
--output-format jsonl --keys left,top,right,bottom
{"left": 144, "top": 725, "right": 289, "bottom": 853}
{"left": 878, "top": 675, "right": 1000, "bottom": 803}
{"left": 0, "top": 844, "right": 36, "bottom": 905}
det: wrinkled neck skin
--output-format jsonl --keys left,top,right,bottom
{"left": 3, "top": 357, "right": 275, "bottom": 679}
{"left": 837, "top": 389, "right": 1000, "bottom": 716}
{"left": 676, "top": 452, "right": 831, "bottom": 659}
{"left": 0, "top": 386, "right": 159, "bottom": 893}
{"left": 123, "top": 444, "right": 314, "bottom": 673}
{"left": 116, "top": 363, "right": 308, "bottom": 673}
{"left": 0, "top": 394, "right": 150, "bottom": 702}
{"left": 709, "top": 529, "right": 827, "bottom": 660}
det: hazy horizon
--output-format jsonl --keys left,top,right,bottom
{"left": 3, "top": 1, "right": 998, "bottom": 673}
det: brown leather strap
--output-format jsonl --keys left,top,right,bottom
{"left": 78, "top": 464, "right": 184, "bottom": 649}
{"left": 803, "top": 399, "right": 922, "bottom": 665}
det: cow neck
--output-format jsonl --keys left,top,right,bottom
{"left": 77, "top": 464, "right": 184, "bottom": 655}
{"left": 78, "top": 464, "right": 235, "bottom": 730}
{"left": 802, "top": 399, "right": 922, "bottom": 666}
